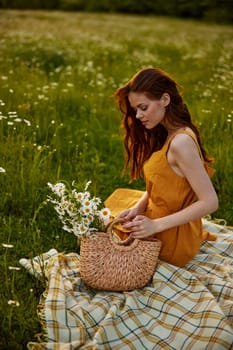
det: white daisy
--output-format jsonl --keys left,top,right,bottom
{"left": 99, "top": 208, "right": 111, "bottom": 225}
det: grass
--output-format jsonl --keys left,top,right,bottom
{"left": 0, "top": 9, "right": 232, "bottom": 349}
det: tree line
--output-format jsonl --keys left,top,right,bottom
{"left": 0, "top": 0, "right": 232, "bottom": 23}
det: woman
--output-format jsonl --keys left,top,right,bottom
{"left": 21, "top": 68, "right": 233, "bottom": 350}
{"left": 111, "top": 67, "right": 218, "bottom": 267}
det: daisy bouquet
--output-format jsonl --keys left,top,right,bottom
{"left": 47, "top": 180, "right": 111, "bottom": 239}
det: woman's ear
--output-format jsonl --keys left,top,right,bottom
{"left": 161, "top": 93, "right": 170, "bottom": 107}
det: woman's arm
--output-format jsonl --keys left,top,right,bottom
{"left": 123, "top": 134, "right": 218, "bottom": 238}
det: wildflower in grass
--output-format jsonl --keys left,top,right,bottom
{"left": 2, "top": 243, "right": 13, "bottom": 248}
{"left": 38, "top": 94, "right": 46, "bottom": 100}
{"left": 8, "top": 266, "right": 21, "bottom": 271}
{"left": 24, "top": 119, "right": 31, "bottom": 126}
{"left": 47, "top": 180, "right": 111, "bottom": 239}
{"left": 227, "top": 114, "right": 232, "bottom": 123}
{"left": 8, "top": 300, "right": 20, "bottom": 306}
{"left": 0, "top": 167, "right": 6, "bottom": 173}
{"left": 50, "top": 82, "right": 58, "bottom": 88}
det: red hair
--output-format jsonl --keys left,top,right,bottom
{"left": 115, "top": 68, "right": 211, "bottom": 180}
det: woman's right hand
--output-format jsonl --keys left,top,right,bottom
{"left": 117, "top": 207, "right": 139, "bottom": 221}
{"left": 117, "top": 191, "right": 149, "bottom": 222}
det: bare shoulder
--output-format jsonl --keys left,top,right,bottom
{"left": 167, "top": 129, "right": 202, "bottom": 176}
{"left": 169, "top": 131, "right": 201, "bottom": 163}
{"left": 170, "top": 130, "right": 198, "bottom": 154}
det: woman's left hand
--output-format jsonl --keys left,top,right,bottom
{"left": 122, "top": 215, "right": 159, "bottom": 238}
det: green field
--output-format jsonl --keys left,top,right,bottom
{"left": 0, "top": 10, "right": 233, "bottom": 349}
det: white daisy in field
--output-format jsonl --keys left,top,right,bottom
{"left": 2, "top": 243, "right": 14, "bottom": 248}
{"left": 8, "top": 266, "right": 21, "bottom": 271}
{"left": 8, "top": 300, "right": 20, "bottom": 307}
{"left": 0, "top": 167, "right": 6, "bottom": 173}
{"left": 24, "top": 119, "right": 31, "bottom": 126}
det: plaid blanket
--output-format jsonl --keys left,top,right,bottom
{"left": 20, "top": 219, "right": 233, "bottom": 350}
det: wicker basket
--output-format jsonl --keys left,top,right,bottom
{"left": 80, "top": 219, "right": 161, "bottom": 291}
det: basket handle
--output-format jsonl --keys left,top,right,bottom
{"left": 106, "top": 218, "right": 135, "bottom": 246}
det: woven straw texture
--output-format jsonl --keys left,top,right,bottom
{"left": 80, "top": 220, "right": 161, "bottom": 291}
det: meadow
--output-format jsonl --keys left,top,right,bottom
{"left": 0, "top": 10, "right": 232, "bottom": 349}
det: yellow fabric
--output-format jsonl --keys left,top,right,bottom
{"left": 105, "top": 188, "right": 145, "bottom": 240}
{"left": 105, "top": 130, "right": 217, "bottom": 267}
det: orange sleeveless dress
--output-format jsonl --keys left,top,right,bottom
{"left": 105, "top": 130, "right": 217, "bottom": 267}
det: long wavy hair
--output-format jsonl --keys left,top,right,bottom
{"left": 115, "top": 67, "right": 211, "bottom": 180}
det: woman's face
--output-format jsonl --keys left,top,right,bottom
{"left": 128, "top": 92, "right": 169, "bottom": 129}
